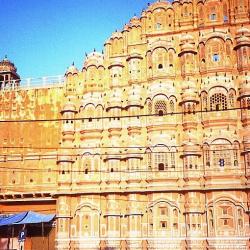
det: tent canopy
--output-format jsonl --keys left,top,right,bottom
{"left": 0, "top": 211, "right": 55, "bottom": 226}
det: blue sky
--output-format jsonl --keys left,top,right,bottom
{"left": 0, "top": 0, "right": 165, "bottom": 79}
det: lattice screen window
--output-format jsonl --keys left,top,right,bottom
{"left": 169, "top": 100, "right": 175, "bottom": 113}
{"left": 205, "top": 147, "right": 210, "bottom": 166}
{"left": 148, "top": 101, "right": 152, "bottom": 114}
{"left": 155, "top": 152, "right": 168, "bottom": 170}
{"left": 247, "top": 98, "right": 250, "bottom": 108}
{"left": 212, "top": 147, "right": 231, "bottom": 167}
{"left": 229, "top": 93, "right": 234, "bottom": 107}
{"left": 154, "top": 100, "right": 167, "bottom": 115}
{"left": 233, "top": 148, "right": 239, "bottom": 166}
{"left": 202, "top": 95, "right": 207, "bottom": 110}
{"left": 170, "top": 152, "right": 175, "bottom": 168}
{"left": 210, "top": 93, "right": 227, "bottom": 111}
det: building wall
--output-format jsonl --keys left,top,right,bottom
{"left": 1, "top": 0, "right": 250, "bottom": 250}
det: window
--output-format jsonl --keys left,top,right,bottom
{"left": 223, "top": 219, "right": 228, "bottom": 225}
{"left": 210, "top": 13, "right": 216, "bottom": 20}
{"left": 212, "top": 54, "right": 220, "bottom": 62}
{"left": 210, "top": 93, "right": 227, "bottom": 111}
{"left": 169, "top": 100, "right": 175, "bottom": 113}
{"left": 160, "top": 207, "right": 168, "bottom": 215}
{"left": 156, "top": 22, "right": 162, "bottom": 30}
{"left": 170, "top": 152, "right": 175, "bottom": 168}
{"left": 229, "top": 93, "right": 234, "bottom": 107}
{"left": 160, "top": 221, "right": 167, "bottom": 229}
{"left": 158, "top": 163, "right": 165, "bottom": 171}
{"left": 154, "top": 100, "right": 167, "bottom": 115}
{"left": 158, "top": 63, "right": 163, "bottom": 69}
{"left": 212, "top": 148, "right": 231, "bottom": 168}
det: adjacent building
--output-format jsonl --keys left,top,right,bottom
{"left": 0, "top": 0, "right": 250, "bottom": 249}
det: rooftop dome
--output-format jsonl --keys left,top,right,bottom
{"left": 180, "top": 33, "right": 195, "bottom": 43}
{"left": 83, "top": 51, "right": 104, "bottom": 69}
{"left": 65, "top": 63, "right": 79, "bottom": 76}
{"left": 147, "top": 0, "right": 172, "bottom": 12}
{"left": 110, "top": 31, "right": 123, "bottom": 40}
{"left": 236, "top": 26, "right": 250, "bottom": 36}
{"left": 0, "top": 55, "right": 18, "bottom": 74}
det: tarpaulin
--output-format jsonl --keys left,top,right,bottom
{"left": 15, "top": 211, "right": 55, "bottom": 224}
{"left": 0, "top": 211, "right": 55, "bottom": 226}
{"left": 0, "top": 212, "right": 27, "bottom": 226}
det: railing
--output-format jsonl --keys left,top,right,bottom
{"left": 0, "top": 75, "right": 65, "bottom": 90}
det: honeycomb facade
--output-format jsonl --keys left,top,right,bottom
{"left": 0, "top": 0, "right": 250, "bottom": 249}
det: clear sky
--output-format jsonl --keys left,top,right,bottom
{"left": 0, "top": 0, "right": 169, "bottom": 79}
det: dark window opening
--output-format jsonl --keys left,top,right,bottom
{"left": 210, "top": 13, "right": 216, "bottom": 20}
{"left": 158, "top": 64, "right": 163, "bottom": 69}
{"left": 85, "top": 169, "right": 88, "bottom": 174}
{"left": 158, "top": 163, "right": 164, "bottom": 171}
{"left": 158, "top": 110, "right": 164, "bottom": 116}
{"left": 213, "top": 54, "right": 220, "bottom": 62}
{"left": 111, "top": 168, "right": 114, "bottom": 173}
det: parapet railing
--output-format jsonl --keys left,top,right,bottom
{"left": 0, "top": 75, "right": 65, "bottom": 90}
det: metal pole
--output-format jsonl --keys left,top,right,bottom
{"left": 11, "top": 226, "right": 14, "bottom": 250}
{"left": 42, "top": 222, "right": 45, "bottom": 250}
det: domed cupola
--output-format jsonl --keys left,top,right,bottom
{"left": 82, "top": 51, "right": 105, "bottom": 93}
{"left": 83, "top": 51, "right": 104, "bottom": 70}
{"left": 65, "top": 63, "right": 78, "bottom": 95}
{"left": 65, "top": 63, "right": 79, "bottom": 76}
{"left": 0, "top": 55, "right": 20, "bottom": 89}
{"left": 129, "top": 15, "right": 141, "bottom": 27}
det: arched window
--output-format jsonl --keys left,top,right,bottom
{"left": 223, "top": 3, "right": 228, "bottom": 22}
{"left": 229, "top": 93, "right": 234, "bottom": 107}
{"left": 169, "top": 100, "right": 175, "bottom": 113}
{"left": 154, "top": 146, "right": 168, "bottom": 171}
{"left": 212, "top": 140, "right": 232, "bottom": 167}
{"left": 210, "top": 93, "right": 227, "bottom": 111}
{"left": 148, "top": 101, "right": 152, "bottom": 114}
{"left": 219, "top": 205, "right": 234, "bottom": 228}
{"left": 154, "top": 100, "right": 167, "bottom": 115}
{"left": 238, "top": 208, "right": 243, "bottom": 228}
{"left": 170, "top": 152, "right": 175, "bottom": 168}
{"left": 247, "top": 98, "right": 250, "bottom": 109}
{"left": 146, "top": 150, "right": 152, "bottom": 169}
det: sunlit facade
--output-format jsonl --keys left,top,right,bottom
{"left": 0, "top": 0, "right": 250, "bottom": 249}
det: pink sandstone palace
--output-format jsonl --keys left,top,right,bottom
{"left": 0, "top": 0, "right": 249, "bottom": 249}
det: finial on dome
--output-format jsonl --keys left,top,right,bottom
{"left": 94, "top": 48, "right": 96, "bottom": 52}
{"left": 72, "top": 61, "right": 74, "bottom": 66}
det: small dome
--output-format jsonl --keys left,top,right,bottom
{"left": 126, "top": 52, "right": 143, "bottom": 61}
{"left": 0, "top": 55, "right": 18, "bottom": 73}
{"left": 129, "top": 15, "right": 141, "bottom": 27}
{"left": 61, "top": 102, "right": 77, "bottom": 113}
{"left": 236, "top": 27, "right": 250, "bottom": 36}
{"left": 110, "top": 31, "right": 123, "bottom": 40}
{"left": 147, "top": 0, "right": 172, "bottom": 12}
{"left": 65, "top": 63, "right": 79, "bottom": 76}
{"left": 180, "top": 33, "right": 194, "bottom": 43}
{"left": 83, "top": 51, "right": 104, "bottom": 69}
